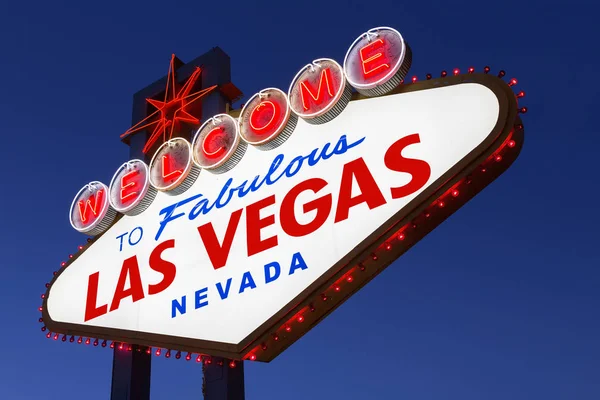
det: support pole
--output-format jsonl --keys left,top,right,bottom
{"left": 203, "top": 358, "right": 245, "bottom": 400}
{"left": 110, "top": 46, "right": 244, "bottom": 400}
{"left": 110, "top": 345, "right": 151, "bottom": 400}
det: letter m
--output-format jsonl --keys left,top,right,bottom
{"left": 300, "top": 67, "right": 335, "bottom": 111}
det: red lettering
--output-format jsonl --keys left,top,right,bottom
{"left": 161, "top": 153, "right": 183, "bottom": 181}
{"left": 300, "top": 68, "right": 336, "bottom": 111}
{"left": 334, "top": 158, "right": 387, "bottom": 223}
{"left": 84, "top": 272, "right": 107, "bottom": 322}
{"left": 246, "top": 195, "right": 278, "bottom": 257}
{"left": 249, "top": 101, "right": 281, "bottom": 134}
{"left": 360, "top": 38, "right": 390, "bottom": 78}
{"left": 78, "top": 190, "right": 104, "bottom": 223}
{"left": 281, "top": 178, "right": 332, "bottom": 237}
{"left": 198, "top": 209, "right": 243, "bottom": 270}
{"left": 148, "top": 239, "right": 177, "bottom": 295}
{"left": 120, "top": 169, "right": 140, "bottom": 204}
{"left": 384, "top": 134, "right": 431, "bottom": 199}
{"left": 109, "top": 256, "right": 145, "bottom": 312}
{"left": 202, "top": 127, "right": 226, "bottom": 159}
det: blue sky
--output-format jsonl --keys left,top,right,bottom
{"left": 1, "top": 0, "right": 598, "bottom": 399}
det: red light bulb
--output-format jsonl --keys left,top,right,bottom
{"left": 451, "top": 189, "right": 459, "bottom": 197}
{"left": 186, "top": 352, "right": 192, "bottom": 361}
{"left": 165, "top": 350, "right": 171, "bottom": 358}
{"left": 249, "top": 354, "right": 257, "bottom": 361}
{"left": 426, "top": 73, "right": 432, "bottom": 80}
{"left": 155, "top": 348, "right": 161, "bottom": 356}
{"left": 92, "top": 338, "right": 98, "bottom": 346}
{"left": 78, "top": 245, "right": 83, "bottom": 250}
{"left": 484, "top": 66, "right": 491, "bottom": 74}
{"left": 359, "top": 263, "right": 366, "bottom": 271}
{"left": 310, "top": 303, "right": 316, "bottom": 312}
{"left": 371, "top": 253, "right": 378, "bottom": 261}
{"left": 38, "top": 317, "right": 43, "bottom": 323}
{"left": 453, "top": 68, "right": 460, "bottom": 76}
{"left": 346, "top": 275, "right": 354, "bottom": 283}
{"left": 481, "top": 167, "right": 487, "bottom": 173}
{"left": 41, "top": 326, "right": 47, "bottom": 332}
{"left": 334, "top": 285, "right": 340, "bottom": 292}
{"left": 498, "top": 70, "right": 506, "bottom": 78}
{"left": 118, "top": 343, "right": 124, "bottom": 350}
{"left": 517, "top": 91, "right": 525, "bottom": 98}
{"left": 196, "top": 355, "right": 202, "bottom": 363}
{"left": 46, "top": 332, "right": 51, "bottom": 338}
{"left": 261, "top": 343, "right": 268, "bottom": 350}
{"left": 441, "top": 70, "right": 447, "bottom": 77}
{"left": 69, "top": 254, "right": 73, "bottom": 259}
{"left": 273, "top": 334, "right": 280, "bottom": 341}
{"left": 85, "top": 338, "right": 91, "bottom": 345}
{"left": 297, "top": 315, "right": 305, "bottom": 323}
{"left": 77, "top": 337, "right": 83, "bottom": 344}
{"left": 110, "top": 341, "right": 115, "bottom": 348}
{"left": 61, "top": 335, "right": 67, "bottom": 342}
{"left": 321, "top": 293, "right": 328, "bottom": 301}
{"left": 175, "top": 351, "right": 181, "bottom": 359}
{"left": 40, "top": 294, "right": 45, "bottom": 299}
{"left": 229, "top": 360, "right": 236, "bottom": 368}
{"left": 411, "top": 76, "right": 418, "bottom": 83}
{"left": 146, "top": 347, "right": 152, "bottom": 354}
{"left": 468, "top": 67, "right": 475, "bottom": 73}
{"left": 519, "top": 107, "right": 528, "bottom": 114}
{"left": 285, "top": 325, "right": 292, "bottom": 332}
{"left": 101, "top": 340, "right": 107, "bottom": 347}
{"left": 205, "top": 357, "right": 212, "bottom": 364}
{"left": 385, "top": 243, "right": 392, "bottom": 251}
{"left": 508, "top": 140, "right": 516, "bottom": 148}
{"left": 60, "top": 262, "right": 66, "bottom": 267}
{"left": 70, "top": 336, "right": 75, "bottom": 343}
{"left": 53, "top": 333, "right": 59, "bottom": 340}
{"left": 438, "top": 201, "right": 445, "bottom": 208}
{"left": 495, "top": 155, "right": 503, "bottom": 162}
{"left": 398, "top": 233, "right": 406, "bottom": 240}
{"left": 509, "top": 78, "right": 517, "bottom": 86}
{"left": 38, "top": 306, "right": 43, "bottom": 312}
{"left": 53, "top": 271, "right": 57, "bottom": 276}
{"left": 425, "top": 212, "right": 431, "bottom": 218}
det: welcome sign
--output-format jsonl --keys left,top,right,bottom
{"left": 41, "top": 27, "right": 526, "bottom": 363}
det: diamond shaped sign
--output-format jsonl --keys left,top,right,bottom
{"left": 41, "top": 27, "right": 525, "bottom": 363}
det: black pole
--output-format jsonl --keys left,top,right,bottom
{"left": 203, "top": 358, "right": 245, "bottom": 399}
{"left": 110, "top": 345, "right": 151, "bottom": 400}
{"left": 109, "top": 47, "right": 244, "bottom": 400}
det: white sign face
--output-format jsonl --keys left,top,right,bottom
{"left": 48, "top": 82, "right": 501, "bottom": 347}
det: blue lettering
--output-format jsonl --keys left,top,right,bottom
{"left": 156, "top": 194, "right": 202, "bottom": 240}
{"left": 171, "top": 296, "right": 186, "bottom": 318}
{"left": 289, "top": 252, "right": 308, "bottom": 275}
{"left": 194, "top": 287, "right": 209, "bottom": 309}
{"left": 239, "top": 272, "right": 257, "bottom": 293}
{"left": 116, "top": 232, "right": 127, "bottom": 252}
{"left": 189, "top": 197, "right": 210, "bottom": 220}
{"left": 154, "top": 135, "right": 365, "bottom": 241}
{"left": 216, "top": 278, "right": 232, "bottom": 300}
{"left": 264, "top": 262, "right": 281, "bottom": 284}
{"left": 128, "top": 227, "right": 143, "bottom": 246}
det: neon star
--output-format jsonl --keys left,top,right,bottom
{"left": 121, "top": 54, "right": 217, "bottom": 154}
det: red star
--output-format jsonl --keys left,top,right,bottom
{"left": 121, "top": 54, "right": 217, "bottom": 154}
